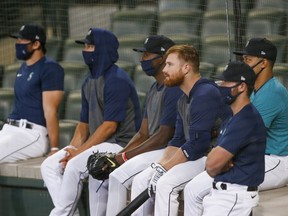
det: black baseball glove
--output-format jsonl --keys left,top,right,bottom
{"left": 87, "top": 151, "right": 120, "bottom": 180}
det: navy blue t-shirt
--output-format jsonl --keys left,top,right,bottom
{"left": 9, "top": 56, "right": 64, "bottom": 126}
{"left": 215, "top": 104, "right": 266, "bottom": 186}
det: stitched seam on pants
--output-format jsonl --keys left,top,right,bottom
{"left": 67, "top": 175, "right": 84, "bottom": 216}
{"left": 167, "top": 179, "right": 191, "bottom": 216}
{"left": 227, "top": 193, "right": 238, "bottom": 216}
{"left": 265, "top": 159, "right": 281, "bottom": 173}
{"left": 122, "top": 169, "right": 144, "bottom": 185}
{"left": 0, "top": 134, "right": 40, "bottom": 161}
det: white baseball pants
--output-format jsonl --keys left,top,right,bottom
{"left": 184, "top": 154, "right": 288, "bottom": 216}
{"left": 131, "top": 157, "right": 206, "bottom": 216}
{"left": 41, "top": 142, "right": 122, "bottom": 216}
{"left": 0, "top": 122, "right": 48, "bottom": 163}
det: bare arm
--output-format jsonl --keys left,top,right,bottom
{"left": 43, "top": 90, "right": 63, "bottom": 155}
{"left": 118, "top": 118, "right": 150, "bottom": 153}
{"left": 61, "top": 121, "right": 118, "bottom": 162}
{"left": 205, "top": 146, "right": 234, "bottom": 177}
{"left": 115, "top": 119, "right": 175, "bottom": 164}
{"left": 159, "top": 146, "right": 187, "bottom": 171}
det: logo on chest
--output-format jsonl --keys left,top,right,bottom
{"left": 27, "top": 72, "right": 34, "bottom": 81}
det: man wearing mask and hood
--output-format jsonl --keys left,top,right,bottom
{"left": 0, "top": 24, "right": 64, "bottom": 163}
{"left": 88, "top": 35, "right": 183, "bottom": 216}
{"left": 41, "top": 28, "right": 142, "bottom": 216}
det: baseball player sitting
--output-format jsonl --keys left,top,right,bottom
{"left": 184, "top": 38, "right": 288, "bottom": 216}
{"left": 91, "top": 35, "right": 183, "bottom": 216}
{"left": 200, "top": 61, "right": 266, "bottom": 216}
{"left": 130, "top": 45, "right": 230, "bottom": 216}
{"left": 40, "top": 28, "right": 142, "bottom": 216}
{"left": 0, "top": 24, "right": 64, "bottom": 163}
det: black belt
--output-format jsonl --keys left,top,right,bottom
{"left": 212, "top": 182, "right": 258, "bottom": 192}
{"left": 7, "top": 119, "right": 33, "bottom": 129}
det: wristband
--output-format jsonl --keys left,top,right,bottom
{"left": 121, "top": 152, "right": 128, "bottom": 162}
{"left": 51, "top": 147, "right": 59, "bottom": 151}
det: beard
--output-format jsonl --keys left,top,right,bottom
{"left": 164, "top": 69, "right": 185, "bottom": 87}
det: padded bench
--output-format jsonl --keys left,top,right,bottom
{"left": 1, "top": 157, "right": 288, "bottom": 216}
{"left": 0, "top": 157, "right": 89, "bottom": 216}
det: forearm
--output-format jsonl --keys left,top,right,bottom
{"left": 77, "top": 121, "right": 117, "bottom": 153}
{"left": 161, "top": 147, "right": 187, "bottom": 171}
{"left": 119, "top": 132, "right": 148, "bottom": 153}
{"left": 69, "top": 122, "right": 90, "bottom": 148}
{"left": 45, "top": 111, "right": 59, "bottom": 149}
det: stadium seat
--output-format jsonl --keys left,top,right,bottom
{"left": 46, "top": 37, "right": 63, "bottom": 62}
{"left": 273, "top": 63, "right": 288, "bottom": 88}
{"left": 133, "top": 65, "right": 155, "bottom": 93}
{"left": 254, "top": 0, "right": 288, "bottom": 9}
{"left": 60, "top": 62, "right": 88, "bottom": 92}
{"left": 61, "top": 38, "right": 83, "bottom": 63}
{"left": 201, "top": 35, "right": 236, "bottom": 67}
{"left": 63, "top": 90, "right": 81, "bottom": 121}
{"left": 117, "top": 60, "right": 135, "bottom": 80}
{"left": 158, "top": 9, "right": 203, "bottom": 37}
{"left": 168, "top": 34, "right": 200, "bottom": 51}
{"left": 118, "top": 35, "right": 146, "bottom": 65}
{"left": 0, "top": 88, "right": 14, "bottom": 121}
{"left": 2, "top": 63, "right": 21, "bottom": 88}
{"left": 200, "top": 62, "right": 215, "bottom": 78}
{"left": 58, "top": 120, "right": 78, "bottom": 149}
{"left": 201, "top": 10, "right": 235, "bottom": 38}
{"left": 111, "top": 9, "right": 157, "bottom": 37}
{"left": 137, "top": 91, "right": 147, "bottom": 113}
{"left": 205, "top": 0, "right": 252, "bottom": 14}
{"left": 246, "top": 8, "right": 287, "bottom": 37}
{"left": 158, "top": 0, "right": 204, "bottom": 12}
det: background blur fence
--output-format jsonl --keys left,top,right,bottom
{"left": 0, "top": 0, "right": 288, "bottom": 123}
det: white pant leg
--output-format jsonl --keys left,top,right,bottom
{"left": 202, "top": 189, "right": 259, "bottom": 216}
{"left": 88, "top": 143, "right": 123, "bottom": 216}
{"left": 44, "top": 143, "right": 117, "bottom": 216}
{"left": 131, "top": 166, "right": 156, "bottom": 216}
{"left": 0, "top": 124, "right": 48, "bottom": 163}
{"left": 259, "top": 155, "right": 288, "bottom": 191}
{"left": 41, "top": 149, "right": 68, "bottom": 206}
{"left": 184, "top": 171, "right": 213, "bottom": 216}
{"left": 154, "top": 157, "right": 206, "bottom": 216}
{"left": 106, "top": 149, "right": 164, "bottom": 216}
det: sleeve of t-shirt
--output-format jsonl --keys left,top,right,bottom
{"left": 160, "top": 87, "right": 182, "bottom": 127}
{"left": 41, "top": 62, "right": 64, "bottom": 91}
{"left": 181, "top": 94, "right": 221, "bottom": 160}
{"left": 168, "top": 109, "right": 186, "bottom": 147}
{"left": 103, "top": 77, "right": 131, "bottom": 122}
{"left": 80, "top": 87, "right": 89, "bottom": 123}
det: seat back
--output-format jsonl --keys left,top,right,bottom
{"left": 0, "top": 88, "right": 14, "bottom": 121}
{"left": 64, "top": 90, "right": 82, "bottom": 121}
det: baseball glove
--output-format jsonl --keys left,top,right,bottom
{"left": 87, "top": 151, "right": 120, "bottom": 180}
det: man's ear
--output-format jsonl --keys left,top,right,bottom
{"left": 32, "top": 41, "right": 41, "bottom": 50}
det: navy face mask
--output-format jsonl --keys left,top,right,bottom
{"left": 140, "top": 55, "right": 162, "bottom": 76}
{"left": 218, "top": 83, "right": 242, "bottom": 105}
{"left": 15, "top": 43, "right": 34, "bottom": 60}
{"left": 82, "top": 51, "right": 97, "bottom": 69}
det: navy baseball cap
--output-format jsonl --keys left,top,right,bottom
{"left": 133, "top": 35, "right": 175, "bottom": 55}
{"left": 213, "top": 61, "right": 256, "bottom": 85}
{"left": 233, "top": 38, "right": 277, "bottom": 61}
{"left": 10, "top": 24, "right": 46, "bottom": 45}
{"left": 75, "top": 28, "right": 94, "bottom": 45}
